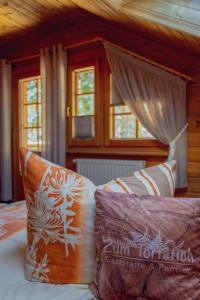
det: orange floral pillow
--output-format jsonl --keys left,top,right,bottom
{"left": 20, "top": 148, "right": 96, "bottom": 284}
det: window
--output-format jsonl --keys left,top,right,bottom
{"left": 109, "top": 75, "right": 154, "bottom": 140}
{"left": 72, "top": 66, "right": 95, "bottom": 139}
{"left": 19, "top": 76, "right": 42, "bottom": 151}
{"left": 110, "top": 105, "right": 154, "bottom": 139}
{"left": 68, "top": 62, "right": 99, "bottom": 146}
{"left": 67, "top": 53, "right": 162, "bottom": 153}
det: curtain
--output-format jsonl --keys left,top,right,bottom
{"left": 111, "top": 78, "right": 124, "bottom": 106}
{"left": 40, "top": 44, "right": 67, "bottom": 166}
{"left": 105, "top": 43, "right": 188, "bottom": 188}
{"left": 0, "top": 60, "right": 12, "bottom": 201}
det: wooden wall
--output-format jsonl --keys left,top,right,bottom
{"left": 3, "top": 17, "right": 200, "bottom": 198}
{"left": 187, "top": 76, "right": 200, "bottom": 197}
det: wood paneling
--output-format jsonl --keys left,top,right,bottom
{"left": 9, "top": 15, "right": 200, "bottom": 199}
{"left": 1, "top": 0, "right": 200, "bottom": 60}
{"left": 0, "top": 0, "right": 84, "bottom": 37}
{"left": 12, "top": 57, "right": 40, "bottom": 201}
{"left": 71, "top": 0, "right": 200, "bottom": 57}
{"left": 122, "top": 0, "right": 200, "bottom": 36}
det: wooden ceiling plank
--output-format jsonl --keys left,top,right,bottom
{"left": 58, "top": 0, "right": 77, "bottom": 6}
{"left": 35, "top": 0, "right": 68, "bottom": 10}
{"left": 0, "top": 0, "right": 200, "bottom": 58}
{"left": 0, "top": 11, "right": 26, "bottom": 30}
{"left": 23, "top": 0, "right": 51, "bottom": 14}
{"left": 22, "top": 0, "right": 62, "bottom": 16}
{"left": 0, "top": 26, "right": 10, "bottom": 34}
{"left": 5, "top": 0, "right": 41, "bottom": 21}
{"left": 72, "top": 0, "right": 200, "bottom": 55}
{"left": 166, "top": 0, "right": 200, "bottom": 11}
{"left": 158, "top": 0, "right": 200, "bottom": 24}
{"left": 123, "top": 0, "right": 200, "bottom": 26}
{"left": 0, "top": 5, "right": 37, "bottom": 28}
{"left": 45, "top": 0, "right": 74, "bottom": 8}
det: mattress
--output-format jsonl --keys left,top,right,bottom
{"left": 0, "top": 201, "right": 95, "bottom": 300}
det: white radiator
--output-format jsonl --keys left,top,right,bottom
{"left": 74, "top": 158, "right": 146, "bottom": 185}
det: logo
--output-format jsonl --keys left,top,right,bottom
{"left": 103, "top": 228, "right": 194, "bottom": 266}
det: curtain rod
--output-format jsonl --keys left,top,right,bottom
{"left": 65, "top": 38, "right": 192, "bottom": 81}
{"left": 10, "top": 38, "right": 103, "bottom": 63}
{"left": 10, "top": 36, "right": 193, "bottom": 81}
{"left": 65, "top": 37, "right": 193, "bottom": 81}
{"left": 102, "top": 39, "right": 193, "bottom": 81}
{"left": 64, "top": 37, "right": 104, "bottom": 49}
{"left": 11, "top": 53, "right": 39, "bottom": 63}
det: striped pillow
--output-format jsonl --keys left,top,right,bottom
{"left": 101, "top": 160, "right": 176, "bottom": 197}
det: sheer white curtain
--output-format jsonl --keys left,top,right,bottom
{"left": 105, "top": 43, "right": 188, "bottom": 188}
{"left": 0, "top": 60, "right": 12, "bottom": 201}
{"left": 40, "top": 44, "right": 67, "bottom": 166}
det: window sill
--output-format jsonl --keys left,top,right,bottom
{"left": 67, "top": 146, "right": 168, "bottom": 158}
{"left": 106, "top": 138, "right": 166, "bottom": 148}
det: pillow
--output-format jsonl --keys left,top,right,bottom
{"left": 20, "top": 148, "right": 96, "bottom": 284}
{"left": 101, "top": 160, "right": 176, "bottom": 197}
{"left": 90, "top": 190, "right": 200, "bottom": 300}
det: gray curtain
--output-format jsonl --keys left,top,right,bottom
{"left": 0, "top": 60, "right": 12, "bottom": 201}
{"left": 40, "top": 44, "right": 67, "bottom": 166}
{"left": 105, "top": 43, "right": 188, "bottom": 188}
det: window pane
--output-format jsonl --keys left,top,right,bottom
{"left": 38, "top": 79, "right": 42, "bottom": 103}
{"left": 114, "top": 115, "right": 136, "bottom": 139}
{"left": 38, "top": 128, "right": 42, "bottom": 149}
{"left": 114, "top": 105, "right": 130, "bottom": 114}
{"left": 26, "top": 80, "right": 37, "bottom": 103}
{"left": 25, "top": 128, "right": 42, "bottom": 150}
{"left": 138, "top": 123, "right": 154, "bottom": 139}
{"left": 20, "top": 76, "right": 42, "bottom": 151}
{"left": 77, "top": 69, "right": 94, "bottom": 94}
{"left": 38, "top": 104, "right": 42, "bottom": 127}
{"left": 77, "top": 95, "right": 94, "bottom": 116}
{"left": 27, "top": 104, "right": 38, "bottom": 127}
{"left": 73, "top": 116, "right": 94, "bottom": 139}
{"left": 26, "top": 128, "right": 39, "bottom": 149}
{"left": 71, "top": 66, "right": 96, "bottom": 142}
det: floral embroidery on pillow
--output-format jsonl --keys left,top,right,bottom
{"left": 20, "top": 148, "right": 96, "bottom": 283}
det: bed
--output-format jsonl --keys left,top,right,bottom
{"left": 0, "top": 201, "right": 95, "bottom": 300}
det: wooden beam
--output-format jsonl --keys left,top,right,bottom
{"left": 65, "top": 37, "right": 193, "bottom": 81}
{"left": 10, "top": 36, "right": 194, "bottom": 81}
{"left": 65, "top": 37, "right": 104, "bottom": 49}
{"left": 11, "top": 53, "right": 40, "bottom": 63}
{"left": 103, "top": 39, "right": 194, "bottom": 81}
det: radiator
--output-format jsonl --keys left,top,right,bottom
{"left": 74, "top": 158, "right": 146, "bottom": 185}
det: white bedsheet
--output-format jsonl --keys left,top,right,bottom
{"left": 0, "top": 230, "right": 96, "bottom": 300}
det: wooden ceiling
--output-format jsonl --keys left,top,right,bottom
{"left": 0, "top": 0, "right": 89, "bottom": 42}
{"left": 1, "top": 0, "right": 200, "bottom": 57}
{"left": 70, "top": 0, "right": 200, "bottom": 56}
{"left": 122, "top": 0, "right": 200, "bottom": 37}
{"left": 73, "top": 0, "right": 200, "bottom": 37}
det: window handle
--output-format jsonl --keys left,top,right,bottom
{"left": 67, "top": 106, "right": 70, "bottom": 117}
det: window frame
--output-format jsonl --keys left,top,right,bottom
{"left": 67, "top": 60, "right": 100, "bottom": 147}
{"left": 104, "top": 63, "right": 165, "bottom": 148}
{"left": 19, "top": 75, "right": 42, "bottom": 152}
{"left": 12, "top": 58, "right": 40, "bottom": 201}
{"left": 110, "top": 105, "right": 138, "bottom": 140}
